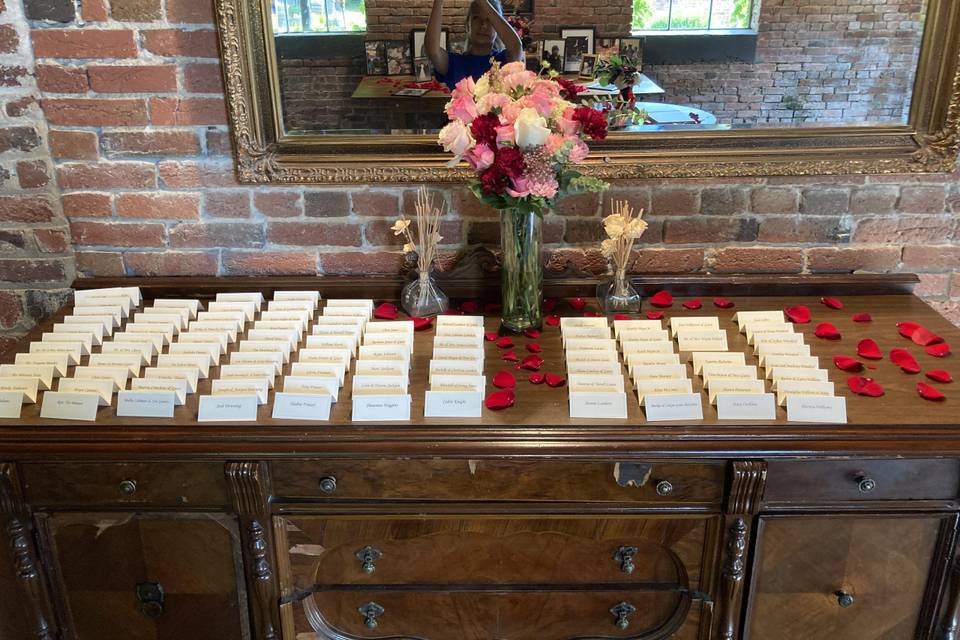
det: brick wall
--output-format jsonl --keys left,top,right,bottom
{"left": 0, "top": 0, "right": 958, "bottom": 350}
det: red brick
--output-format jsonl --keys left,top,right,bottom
{"left": 76, "top": 251, "right": 124, "bottom": 276}
{"left": 109, "top": 0, "right": 161, "bottom": 20}
{"left": 169, "top": 222, "right": 264, "bottom": 248}
{"left": 806, "top": 247, "right": 902, "bottom": 273}
{"left": 205, "top": 129, "right": 232, "bottom": 156}
{"left": 0, "top": 259, "right": 67, "bottom": 283}
{"left": 563, "top": 218, "right": 601, "bottom": 245}
{"left": 304, "top": 190, "right": 350, "bottom": 217}
{"left": 364, "top": 219, "right": 462, "bottom": 247}
{"left": 149, "top": 97, "right": 226, "bottom": 125}
{"left": 541, "top": 218, "right": 563, "bottom": 244}
{"left": 80, "top": 0, "right": 109, "bottom": 21}
{"left": 319, "top": 251, "right": 404, "bottom": 275}
{"left": 159, "top": 161, "right": 237, "bottom": 188}
{"left": 184, "top": 63, "right": 224, "bottom": 93}
{"left": 651, "top": 189, "right": 699, "bottom": 216}
{"left": 116, "top": 192, "right": 200, "bottom": 220}
{"left": 757, "top": 216, "right": 847, "bottom": 243}
{"left": 849, "top": 186, "right": 899, "bottom": 215}
{"left": 268, "top": 222, "right": 360, "bottom": 247}
{"left": 34, "top": 229, "right": 70, "bottom": 253}
{"left": 602, "top": 189, "right": 651, "bottom": 217}
{"left": 913, "top": 273, "right": 950, "bottom": 298}
{"left": 553, "top": 192, "right": 599, "bottom": 216}
{"left": 0, "top": 231, "right": 27, "bottom": 251}
{"left": 124, "top": 251, "right": 219, "bottom": 276}
{"left": 165, "top": 0, "right": 214, "bottom": 23}
{"left": 58, "top": 162, "right": 155, "bottom": 189}
{"left": 71, "top": 221, "right": 166, "bottom": 247}
{"left": 449, "top": 188, "right": 497, "bottom": 218}
{"left": 49, "top": 129, "right": 99, "bottom": 160}
{"left": 32, "top": 29, "right": 137, "bottom": 59}
{"left": 0, "top": 65, "right": 28, "bottom": 88}
{"left": 43, "top": 98, "right": 148, "bottom": 126}
{"left": 142, "top": 29, "right": 219, "bottom": 58}
{"left": 466, "top": 221, "right": 499, "bottom": 245}
{"left": 700, "top": 187, "right": 748, "bottom": 216}
{"left": 254, "top": 191, "right": 301, "bottom": 218}
{"left": 5, "top": 96, "right": 36, "bottom": 117}
{"left": 350, "top": 190, "right": 400, "bottom": 217}
{"left": 709, "top": 248, "right": 803, "bottom": 273}
{"left": 853, "top": 216, "right": 953, "bottom": 244}
{"left": 663, "top": 217, "right": 756, "bottom": 244}
{"left": 103, "top": 131, "right": 200, "bottom": 156}
{"left": 750, "top": 188, "right": 798, "bottom": 214}
{"left": 88, "top": 64, "right": 177, "bottom": 93}
{"left": 899, "top": 185, "right": 947, "bottom": 214}
{"left": 36, "top": 64, "right": 88, "bottom": 93}
{"left": 16, "top": 160, "right": 49, "bottom": 188}
{"left": 62, "top": 192, "right": 111, "bottom": 218}
{"left": 0, "top": 126, "right": 40, "bottom": 153}
{"left": 0, "top": 196, "right": 54, "bottom": 223}
{"left": 800, "top": 188, "right": 850, "bottom": 215}
{"left": 901, "top": 246, "right": 960, "bottom": 270}
{"left": 544, "top": 248, "right": 607, "bottom": 275}
{"left": 204, "top": 191, "right": 250, "bottom": 218}
{"left": 0, "top": 25, "right": 19, "bottom": 55}
{"left": 629, "top": 248, "right": 704, "bottom": 273}
{"left": 0, "top": 291, "right": 23, "bottom": 329}
{"left": 223, "top": 251, "right": 318, "bottom": 275}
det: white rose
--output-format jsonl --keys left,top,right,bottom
{"left": 438, "top": 121, "right": 474, "bottom": 159}
{"left": 474, "top": 75, "right": 490, "bottom": 99}
{"left": 514, "top": 107, "right": 551, "bottom": 149}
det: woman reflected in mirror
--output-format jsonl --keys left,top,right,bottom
{"left": 426, "top": 0, "right": 524, "bottom": 90}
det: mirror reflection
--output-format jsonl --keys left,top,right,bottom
{"left": 271, "top": 0, "right": 927, "bottom": 135}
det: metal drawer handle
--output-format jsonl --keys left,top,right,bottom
{"left": 319, "top": 476, "right": 337, "bottom": 494}
{"left": 356, "top": 546, "right": 382, "bottom": 574}
{"left": 358, "top": 602, "right": 384, "bottom": 629}
{"left": 656, "top": 480, "right": 674, "bottom": 496}
{"left": 610, "top": 601, "right": 636, "bottom": 630}
{"left": 836, "top": 591, "right": 855, "bottom": 608}
{"left": 119, "top": 479, "right": 138, "bottom": 497}
{"left": 136, "top": 582, "right": 164, "bottom": 618}
{"left": 613, "top": 546, "right": 637, "bottom": 574}
{"left": 855, "top": 475, "right": 876, "bottom": 493}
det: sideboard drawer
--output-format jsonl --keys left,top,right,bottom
{"left": 763, "top": 459, "right": 960, "bottom": 506}
{"left": 20, "top": 461, "right": 230, "bottom": 508}
{"left": 271, "top": 458, "right": 724, "bottom": 506}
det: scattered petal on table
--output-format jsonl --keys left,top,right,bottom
{"left": 528, "top": 373, "right": 546, "bottom": 384}
{"left": 614, "top": 314, "right": 635, "bottom": 320}
{"left": 568, "top": 297, "right": 587, "bottom": 311}
{"left": 926, "top": 370, "right": 953, "bottom": 383}
{"left": 459, "top": 300, "right": 479, "bottom": 314}
{"left": 891, "top": 348, "right": 921, "bottom": 374}
{"left": 646, "top": 311, "right": 665, "bottom": 320}
{"left": 911, "top": 325, "right": 944, "bottom": 347}
{"left": 927, "top": 343, "right": 952, "bottom": 357}
{"left": 496, "top": 336, "right": 514, "bottom": 349}
{"left": 523, "top": 329, "right": 541, "bottom": 339}
{"left": 373, "top": 302, "right": 399, "bottom": 320}
{"left": 820, "top": 297, "right": 844, "bottom": 310}
{"left": 502, "top": 350, "right": 518, "bottom": 363}
{"left": 542, "top": 298, "right": 557, "bottom": 313}
{"left": 814, "top": 322, "right": 841, "bottom": 340}
{"left": 650, "top": 291, "right": 673, "bottom": 308}
{"left": 526, "top": 342, "right": 542, "bottom": 353}
{"left": 484, "top": 331, "right": 498, "bottom": 342}
{"left": 518, "top": 355, "right": 544, "bottom": 371}
{"left": 412, "top": 317, "right": 433, "bottom": 331}
{"left": 848, "top": 376, "right": 885, "bottom": 397}
{"left": 852, "top": 313, "right": 872, "bottom": 322}
{"left": 833, "top": 356, "right": 864, "bottom": 372}
{"left": 784, "top": 305, "right": 811, "bottom": 324}
{"left": 682, "top": 299, "right": 702, "bottom": 310}
{"left": 545, "top": 314, "right": 561, "bottom": 327}
{"left": 545, "top": 374, "right": 567, "bottom": 388}
{"left": 485, "top": 389, "right": 515, "bottom": 410}
{"left": 492, "top": 371, "right": 517, "bottom": 389}
{"left": 917, "top": 382, "right": 946, "bottom": 401}
{"left": 713, "top": 297, "right": 735, "bottom": 309}
{"left": 857, "top": 339, "right": 883, "bottom": 360}
{"left": 897, "top": 321, "right": 922, "bottom": 340}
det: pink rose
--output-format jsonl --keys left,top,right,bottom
{"left": 438, "top": 120, "right": 474, "bottom": 159}
{"left": 502, "top": 69, "right": 536, "bottom": 93}
{"left": 500, "top": 61, "right": 527, "bottom": 76}
{"left": 507, "top": 175, "right": 558, "bottom": 199}
{"left": 500, "top": 100, "right": 523, "bottom": 125}
{"left": 445, "top": 92, "right": 478, "bottom": 124}
{"left": 465, "top": 143, "right": 495, "bottom": 171}
{"left": 558, "top": 107, "right": 579, "bottom": 136}
{"left": 496, "top": 124, "right": 516, "bottom": 147}
{"left": 568, "top": 138, "right": 590, "bottom": 163}
{"left": 544, "top": 134, "right": 566, "bottom": 155}
{"left": 477, "top": 92, "right": 512, "bottom": 115}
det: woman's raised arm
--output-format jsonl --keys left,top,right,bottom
{"left": 426, "top": 0, "right": 449, "bottom": 75}
{"left": 478, "top": 0, "right": 523, "bottom": 63}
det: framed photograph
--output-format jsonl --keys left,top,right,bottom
{"left": 524, "top": 39, "right": 542, "bottom": 58}
{"left": 385, "top": 40, "right": 412, "bottom": 76}
{"left": 525, "top": 56, "right": 541, "bottom": 72}
{"left": 596, "top": 38, "right": 620, "bottom": 61}
{"left": 542, "top": 40, "right": 565, "bottom": 74}
{"left": 560, "top": 27, "right": 595, "bottom": 54}
{"left": 620, "top": 37, "right": 643, "bottom": 63}
{"left": 393, "top": 87, "right": 430, "bottom": 97}
{"left": 364, "top": 41, "right": 386, "bottom": 76}
{"left": 562, "top": 36, "right": 587, "bottom": 73}
{"left": 579, "top": 54, "right": 598, "bottom": 79}
{"left": 410, "top": 28, "right": 447, "bottom": 61}
{"left": 414, "top": 57, "right": 433, "bottom": 82}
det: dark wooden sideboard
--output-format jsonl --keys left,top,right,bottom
{"left": 3, "top": 275, "right": 960, "bottom": 640}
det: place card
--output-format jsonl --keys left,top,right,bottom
{"left": 569, "top": 392, "right": 628, "bottom": 419}
{"left": 152, "top": 298, "right": 202, "bottom": 319}
{"left": 559, "top": 317, "right": 608, "bottom": 330}
{"left": 701, "top": 364, "right": 759, "bottom": 386}
{"left": 433, "top": 335, "right": 484, "bottom": 350}
{"left": 561, "top": 326, "right": 613, "bottom": 343}
{"left": 139, "top": 307, "right": 190, "bottom": 328}
{"left": 424, "top": 390, "right": 483, "bottom": 418}
{"left": 282, "top": 376, "right": 338, "bottom": 401}
{"left": 117, "top": 390, "right": 176, "bottom": 418}
{"left": 167, "top": 342, "right": 220, "bottom": 367}
{"left": 568, "top": 374, "right": 625, "bottom": 393}
{"left": 311, "top": 324, "right": 362, "bottom": 341}
{"left": 156, "top": 354, "right": 210, "bottom": 378}
{"left": 635, "top": 379, "right": 693, "bottom": 405}
{"left": 41, "top": 332, "right": 92, "bottom": 355}
{"left": 435, "top": 314, "right": 485, "bottom": 328}
{"left": 632, "top": 364, "right": 689, "bottom": 382}
{"left": 762, "top": 356, "right": 820, "bottom": 376}
{"left": 430, "top": 375, "right": 485, "bottom": 392}
{"left": 677, "top": 330, "right": 729, "bottom": 353}
{"left": 352, "top": 394, "right": 411, "bottom": 421}
{"left": 428, "top": 359, "right": 483, "bottom": 379}
{"left": 87, "top": 353, "right": 142, "bottom": 377}
{"left": 325, "top": 298, "right": 373, "bottom": 311}
{"left": 273, "top": 290, "right": 321, "bottom": 307}
{"left": 432, "top": 347, "right": 485, "bottom": 362}
{"left": 617, "top": 328, "right": 671, "bottom": 344}
{"left": 434, "top": 325, "right": 484, "bottom": 340}
{"left": 0, "top": 377, "right": 39, "bottom": 403}
{"left": 322, "top": 306, "right": 370, "bottom": 319}
{"left": 219, "top": 364, "right": 277, "bottom": 388}
{"left": 76, "top": 286, "right": 140, "bottom": 311}
{"left": 53, "top": 322, "right": 104, "bottom": 345}
{"left": 707, "top": 379, "right": 767, "bottom": 404}
{"left": 254, "top": 320, "right": 303, "bottom": 334}
{"left": 212, "top": 379, "right": 269, "bottom": 404}
{"left": 643, "top": 393, "right": 703, "bottom": 422}
{"left": 62, "top": 314, "right": 114, "bottom": 335}
{"left": 776, "top": 380, "right": 836, "bottom": 406}
{"left": 260, "top": 309, "right": 311, "bottom": 328}
{"left": 71, "top": 305, "right": 123, "bottom": 327}
{"left": 365, "top": 320, "right": 414, "bottom": 335}
{"left": 73, "top": 366, "right": 129, "bottom": 392}
{"left": 75, "top": 294, "right": 133, "bottom": 316}
{"left": 100, "top": 340, "right": 155, "bottom": 364}
{"left": 57, "top": 378, "right": 113, "bottom": 405}
{"left": 273, "top": 392, "right": 332, "bottom": 421}
{"left": 613, "top": 319, "right": 663, "bottom": 337}
{"left": 733, "top": 310, "right": 785, "bottom": 327}
{"left": 0, "top": 391, "right": 22, "bottom": 418}
{"left": 716, "top": 393, "right": 777, "bottom": 420}
{"left": 247, "top": 328, "right": 298, "bottom": 350}
{"left": 298, "top": 347, "right": 351, "bottom": 367}
{"left": 143, "top": 367, "right": 199, "bottom": 394}
{"left": 196, "top": 312, "right": 245, "bottom": 332}
{"left": 620, "top": 341, "right": 676, "bottom": 356}
{"left": 189, "top": 321, "right": 239, "bottom": 343}
{"left": 207, "top": 300, "right": 257, "bottom": 322}
{"left": 267, "top": 300, "right": 316, "bottom": 315}
{"left": 769, "top": 367, "right": 830, "bottom": 387}
{"left": 290, "top": 362, "right": 346, "bottom": 385}
{"left": 239, "top": 339, "right": 288, "bottom": 362}
{"left": 131, "top": 377, "right": 187, "bottom": 405}
{"left": 113, "top": 330, "right": 165, "bottom": 352}
{"left": 567, "top": 350, "right": 621, "bottom": 364}
{"left": 356, "top": 360, "right": 408, "bottom": 378}
{"left": 567, "top": 361, "right": 623, "bottom": 377}
{"left": 756, "top": 343, "right": 811, "bottom": 365}
{"left": 314, "top": 315, "right": 366, "bottom": 329}
{"left": 362, "top": 333, "right": 414, "bottom": 351}
{"left": 564, "top": 338, "right": 618, "bottom": 353}
{"left": 230, "top": 351, "right": 284, "bottom": 375}
{"left": 626, "top": 352, "right": 682, "bottom": 368}
{"left": 31, "top": 340, "right": 85, "bottom": 367}
{"left": 358, "top": 344, "right": 410, "bottom": 364}
{"left": 177, "top": 331, "right": 228, "bottom": 354}
{"left": 787, "top": 395, "right": 847, "bottom": 424}
{"left": 692, "top": 352, "right": 746, "bottom": 375}
{"left": 40, "top": 391, "right": 99, "bottom": 421}
{"left": 215, "top": 291, "right": 264, "bottom": 308}
{"left": 15, "top": 352, "right": 69, "bottom": 377}
{"left": 0, "top": 365, "right": 54, "bottom": 391}
{"left": 752, "top": 332, "right": 806, "bottom": 350}
{"left": 130, "top": 318, "right": 178, "bottom": 338}
{"left": 746, "top": 323, "right": 795, "bottom": 345}
{"left": 198, "top": 394, "right": 258, "bottom": 422}
{"left": 352, "top": 375, "right": 408, "bottom": 394}
{"left": 669, "top": 316, "right": 720, "bottom": 337}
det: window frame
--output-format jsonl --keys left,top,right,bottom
{"left": 631, "top": 0, "right": 758, "bottom": 36}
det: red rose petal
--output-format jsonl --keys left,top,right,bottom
{"left": 545, "top": 314, "right": 560, "bottom": 327}
{"left": 814, "top": 322, "right": 841, "bottom": 340}
{"left": 926, "top": 370, "right": 953, "bottom": 383}
{"left": 857, "top": 339, "right": 883, "bottom": 360}
{"left": 484, "top": 302, "right": 502, "bottom": 314}
{"left": 917, "top": 382, "right": 946, "bottom": 401}
{"left": 927, "top": 343, "right": 952, "bottom": 357}
{"left": 853, "top": 313, "right": 872, "bottom": 322}
{"left": 568, "top": 297, "right": 587, "bottom": 311}
{"left": 646, "top": 311, "right": 664, "bottom": 320}
{"left": 484, "top": 331, "right": 498, "bottom": 342}
{"left": 518, "top": 355, "right": 544, "bottom": 371}
{"left": 583, "top": 311, "right": 603, "bottom": 318}
{"left": 526, "top": 342, "right": 541, "bottom": 353}
{"left": 523, "top": 329, "right": 541, "bottom": 339}
{"left": 485, "top": 389, "right": 515, "bottom": 410}
{"left": 459, "top": 300, "right": 479, "bottom": 314}
{"left": 650, "top": 291, "right": 673, "bottom": 308}
{"left": 528, "top": 373, "right": 546, "bottom": 384}
{"left": 820, "top": 297, "right": 844, "bottom": 310}
{"left": 502, "top": 350, "right": 519, "bottom": 363}
{"left": 911, "top": 325, "right": 944, "bottom": 347}
{"left": 784, "top": 305, "right": 811, "bottom": 324}
{"left": 891, "top": 348, "right": 921, "bottom": 374}
{"left": 713, "top": 297, "right": 734, "bottom": 309}
{"left": 867, "top": 364, "right": 877, "bottom": 370}
{"left": 412, "top": 317, "right": 433, "bottom": 331}
{"left": 496, "top": 336, "right": 514, "bottom": 349}
{"left": 542, "top": 298, "right": 557, "bottom": 313}
{"left": 834, "top": 356, "right": 864, "bottom": 372}
{"left": 545, "top": 373, "right": 566, "bottom": 388}
{"left": 847, "top": 376, "right": 885, "bottom": 397}
{"left": 897, "top": 321, "right": 922, "bottom": 339}
{"left": 614, "top": 314, "right": 634, "bottom": 320}
{"left": 682, "top": 299, "right": 702, "bottom": 310}
{"left": 373, "top": 302, "right": 399, "bottom": 320}
{"left": 492, "top": 371, "right": 516, "bottom": 389}
{"left": 847, "top": 376, "right": 869, "bottom": 394}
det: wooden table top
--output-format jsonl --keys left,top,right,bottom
{"left": 351, "top": 75, "right": 451, "bottom": 100}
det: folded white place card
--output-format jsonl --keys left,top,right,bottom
{"left": 267, "top": 300, "right": 316, "bottom": 314}
{"left": 239, "top": 339, "right": 288, "bottom": 361}
{"left": 757, "top": 343, "right": 811, "bottom": 365}
{"left": 717, "top": 393, "right": 777, "bottom": 420}
{"left": 733, "top": 310, "right": 785, "bottom": 327}
{"left": 229, "top": 351, "right": 284, "bottom": 375}
{"left": 707, "top": 379, "right": 767, "bottom": 404}
{"left": 669, "top": 316, "right": 720, "bottom": 337}
{"left": 613, "top": 319, "right": 663, "bottom": 337}
{"left": 297, "top": 349, "right": 351, "bottom": 368}
{"left": 566, "top": 361, "right": 623, "bottom": 377}
{"left": 617, "top": 328, "right": 670, "bottom": 344}
{"left": 324, "top": 298, "right": 373, "bottom": 311}
{"left": 566, "top": 350, "right": 621, "bottom": 364}
{"left": 219, "top": 364, "right": 277, "bottom": 388}
{"left": 677, "top": 331, "right": 729, "bottom": 354}
{"left": 0, "top": 377, "right": 39, "bottom": 404}
{"left": 40, "top": 391, "right": 99, "bottom": 422}
{"left": 259, "top": 310, "right": 310, "bottom": 329}
{"left": 620, "top": 341, "right": 676, "bottom": 356}
{"left": 156, "top": 354, "right": 210, "bottom": 379}
{"left": 272, "top": 392, "right": 332, "bottom": 421}
{"left": 569, "top": 392, "right": 628, "bottom": 419}
{"left": 636, "top": 379, "right": 694, "bottom": 405}
{"left": 62, "top": 314, "right": 114, "bottom": 335}
{"left": 432, "top": 347, "right": 484, "bottom": 362}
{"left": 352, "top": 394, "right": 411, "bottom": 421}
{"left": 356, "top": 360, "right": 408, "bottom": 378}
{"left": 198, "top": 394, "right": 259, "bottom": 421}
{"left": 117, "top": 390, "right": 176, "bottom": 418}
{"left": 643, "top": 393, "right": 704, "bottom": 422}
{"left": 131, "top": 377, "right": 187, "bottom": 405}
{"left": 75, "top": 286, "right": 140, "bottom": 309}
{"left": 559, "top": 317, "right": 608, "bottom": 330}
{"left": 692, "top": 352, "right": 746, "bottom": 375}
{"left": 568, "top": 374, "right": 625, "bottom": 394}
{"left": 0, "top": 365, "right": 54, "bottom": 391}
{"left": 254, "top": 321, "right": 304, "bottom": 336}
{"left": 274, "top": 290, "right": 321, "bottom": 304}
{"left": 746, "top": 324, "right": 795, "bottom": 345}
{"left": 434, "top": 325, "right": 484, "bottom": 340}
{"left": 428, "top": 359, "right": 483, "bottom": 379}
{"left": 311, "top": 324, "right": 362, "bottom": 342}
{"left": 564, "top": 338, "right": 618, "bottom": 353}
{"left": 769, "top": 367, "right": 830, "bottom": 387}
{"left": 0, "top": 391, "right": 23, "bottom": 418}
{"left": 73, "top": 366, "right": 129, "bottom": 392}
{"left": 424, "top": 390, "right": 483, "bottom": 418}
{"left": 143, "top": 367, "right": 199, "bottom": 394}
{"left": 739, "top": 317, "right": 792, "bottom": 335}
{"left": 15, "top": 352, "right": 69, "bottom": 377}
{"left": 195, "top": 312, "right": 245, "bottom": 333}
{"left": 430, "top": 374, "right": 485, "bottom": 392}
{"left": 322, "top": 306, "right": 370, "bottom": 319}
{"left": 57, "top": 378, "right": 113, "bottom": 405}
{"left": 87, "top": 353, "right": 142, "bottom": 377}
{"left": 211, "top": 378, "right": 269, "bottom": 404}
{"left": 188, "top": 322, "right": 239, "bottom": 343}
{"left": 362, "top": 333, "right": 413, "bottom": 351}
{"left": 776, "top": 381, "right": 836, "bottom": 406}
{"left": 246, "top": 328, "right": 298, "bottom": 351}
{"left": 207, "top": 300, "right": 257, "bottom": 322}
{"left": 71, "top": 305, "right": 122, "bottom": 327}
{"left": 176, "top": 331, "right": 227, "bottom": 354}
{"left": 752, "top": 332, "right": 806, "bottom": 350}
{"left": 100, "top": 340, "right": 154, "bottom": 364}
{"left": 436, "top": 314, "right": 484, "bottom": 328}
{"left": 358, "top": 344, "right": 410, "bottom": 364}
{"left": 130, "top": 318, "right": 178, "bottom": 338}
{"left": 626, "top": 352, "right": 681, "bottom": 368}
{"left": 632, "top": 364, "right": 689, "bottom": 382}
{"left": 701, "top": 364, "right": 760, "bottom": 386}
{"left": 152, "top": 298, "right": 202, "bottom": 319}
{"left": 352, "top": 374, "right": 408, "bottom": 394}
{"left": 314, "top": 315, "right": 365, "bottom": 329}
{"left": 114, "top": 330, "right": 165, "bottom": 352}
{"left": 282, "top": 376, "right": 338, "bottom": 402}
{"left": 215, "top": 291, "right": 264, "bottom": 308}
{"left": 763, "top": 356, "right": 820, "bottom": 376}
{"left": 29, "top": 340, "right": 81, "bottom": 365}
{"left": 290, "top": 362, "right": 346, "bottom": 385}
{"left": 75, "top": 294, "right": 132, "bottom": 316}
{"left": 561, "top": 326, "right": 613, "bottom": 343}
{"left": 122, "top": 324, "right": 171, "bottom": 346}
{"left": 787, "top": 395, "right": 847, "bottom": 424}
{"left": 41, "top": 332, "right": 92, "bottom": 355}
{"left": 167, "top": 342, "right": 220, "bottom": 367}
{"left": 364, "top": 320, "right": 414, "bottom": 335}
{"left": 306, "top": 334, "right": 358, "bottom": 354}
{"left": 53, "top": 322, "right": 104, "bottom": 345}
{"left": 139, "top": 307, "right": 190, "bottom": 329}
{"left": 433, "top": 335, "right": 484, "bottom": 350}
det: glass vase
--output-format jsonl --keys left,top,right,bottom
{"left": 597, "top": 266, "right": 641, "bottom": 313}
{"left": 401, "top": 270, "right": 448, "bottom": 318}
{"left": 499, "top": 207, "right": 543, "bottom": 332}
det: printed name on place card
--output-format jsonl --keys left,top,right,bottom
{"left": 131, "top": 377, "right": 187, "bottom": 405}
{"left": 0, "top": 391, "right": 23, "bottom": 418}
{"left": 198, "top": 395, "right": 259, "bottom": 422}
{"left": 635, "top": 379, "right": 693, "bottom": 405}
{"left": 211, "top": 379, "right": 270, "bottom": 405}
{"left": 643, "top": 393, "right": 704, "bottom": 422}
{"left": 116, "top": 391, "right": 176, "bottom": 418}
{"left": 57, "top": 378, "right": 113, "bottom": 405}
{"left": 40, "top": 392, "right": 100, "bottom": 422}
{"left": 272, "top": 392, "right": 332, "bottom": 421}
{"left": 0, "top": 377, "right": 39, "bottom": 404}
{"left": 787, "top": 395, "right": 847, "bottom": 423}
{"left": 716, "top": 393, "right": 777, "bottom": 420}
{"left": 569, "top": 392, "right": 628, "bottom": 419}
{"left": 352, "top": 394, "right": 412, "bottom": 421}
{"left": 282, "top": 376, "right": 339, "bottom": 402}
{"left": 0, "top": 365, "right": 54, "bottom": 391}
{"left": 692, "top": 352, "right": 745, "bottom": 375}
{"left": 424, "top": 390, "right": 483, "bottom": 418}
{"left": 776, "top": 380, "right": 836, "bottom": 406}
{"left": 707, "top": 379, "right": 766, "bottom": 404}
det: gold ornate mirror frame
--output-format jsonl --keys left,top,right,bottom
{"left": 216, "top": 0, "right": 960, "bottom": 184}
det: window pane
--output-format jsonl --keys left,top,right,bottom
{"left": 345, "top": 0, "right": 366, "bottom": 31}
{"left": 669, "top": 0, "right": 710, "bottom": 30}
{"left": 633, "top": 0, "right": 670, "bottom": 30}
{"left": 325, "top": 0, "right": 348, "bottom": 32}
{"left": 712, "top": 0, "right": 752, "bottom": 29}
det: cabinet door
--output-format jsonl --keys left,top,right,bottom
{"left": 0, "top": 546, "right": 32, "bottom": 640}
{"left": 744, "top": 514, "right": 950, "bottom": 640}
{"left": 39, "top": 512, "right": 249, "bottom": 640}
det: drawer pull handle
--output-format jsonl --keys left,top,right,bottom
{"left": 610, "top": 601, "right": 636, "bottom": 630}
{"left": 136, "top": 582, "right": 164, "bottom": 618}
{"left": 613, "top": 546, "right": 638, "bottom": 574}
{"left": 356, "top": 546, "right": 383, "bottom": 574}
{"left": 119, "top": 479, "right": 138, "bottom": 497}
{"left": 358, "top": 601, "right": 384, "bottom": 629}
{"left": 319, "top": 476, "right": 337, "bottom": 494}
{"left": 856, "top": 475, "right": 876, "bottom": 493}
{"left": 836, "top": 591, "right": 855, "bottom": 608}
{"left": 655, "top": 480, "right": 674, "bottom": 496}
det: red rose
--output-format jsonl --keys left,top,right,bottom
{"left": 555, "top": 77, "right": 585, "bottom": 101}
{"left": 493, "top": 146, "right": 525, "bottom": 179}
{"left": 470, "top": 113, "right": 500, "bottom": 147}
{"left": 572, "top": 105, "right": 608, "bottom": 140}
{"left": 480, "top": 165, "right": 509, "bottom": 194}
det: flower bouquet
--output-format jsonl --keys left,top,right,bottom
{"left": 438, "top": 61, "right": 609, "bottom": 331}
{"left": 592, "top": 55, "right": 646, "bottom": 129}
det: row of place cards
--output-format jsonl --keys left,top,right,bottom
{"left": 424, "top": 315, "right": 485, "bottom": 418}
{"left": 560, "top": 317, "right": 629, "bottom": 420}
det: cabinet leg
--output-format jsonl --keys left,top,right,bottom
{"left": 719, "top": 518, "right": 748, "bottom": 640}
{"left": 939, "top": 561, "right": 960, "bottom": 640}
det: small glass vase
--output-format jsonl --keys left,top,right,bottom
{"left": 401, "top": 270, "right": 448, "bottom": 318}
{"left": 499, "top": 207, "right": 543, "bottom": 332}
{"left": 597, "top": 267, "right": 641, "bottom": 313}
